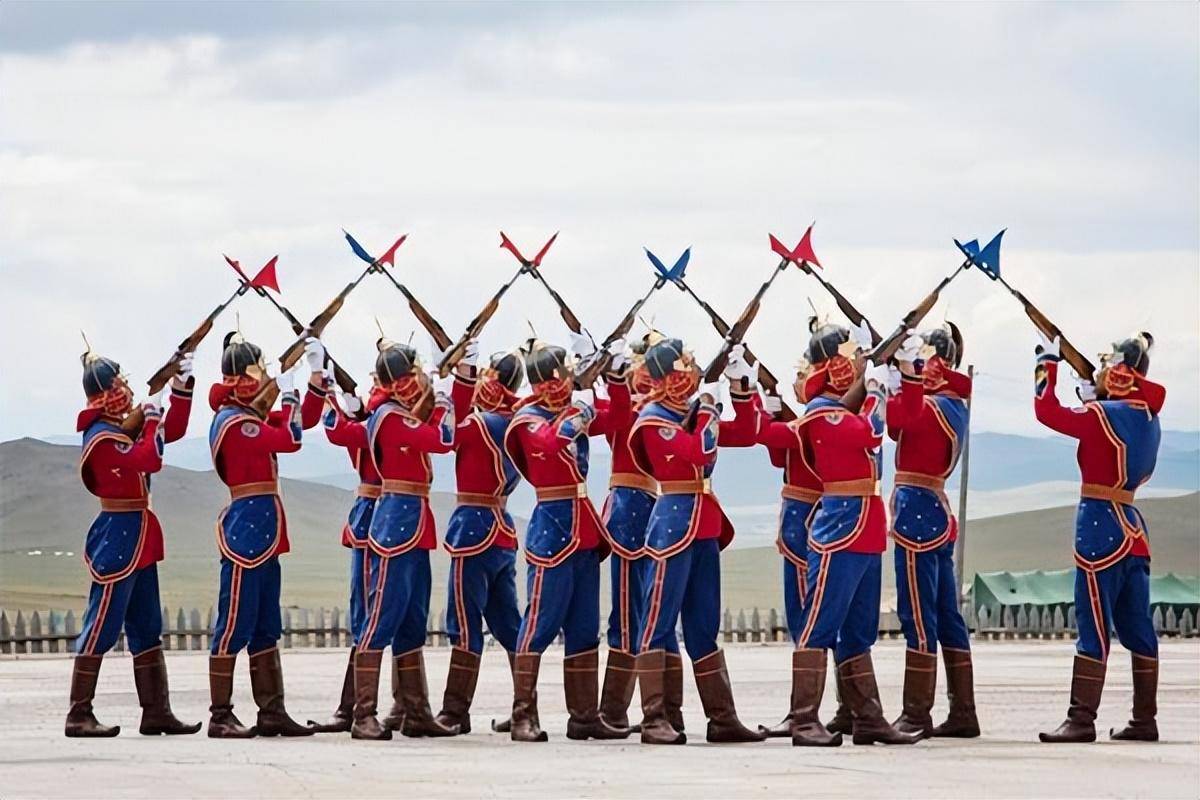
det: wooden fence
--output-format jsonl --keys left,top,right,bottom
{"left": 2, "top": 603, "right": 1196, "bottom": 656}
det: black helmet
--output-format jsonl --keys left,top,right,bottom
{"left": 81, "top": 353, "right": 121, "bottom": 397}
{"left": 923, "top": 322, "right": 963, "bottom": 368}
{"left": 521, "top": 340, "right": 569, "bottom": 384}
{"left": 643, "top": 337, "right": 687, "bottom": 380}
{"left": 489, "top": 351, "right": 524, "bottom": 391}
{"left": 806, "top": 321, "right": 851, "bottom": 365}
{"left": 221, "top": 332, "right": 263, "bottom": 377}
{"left": 375, "top": 342, "right": 420, "bottom": 383}
{"left": 1110, "top": 332, "right": 1153, "bottom": 375}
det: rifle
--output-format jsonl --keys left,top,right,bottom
{"left": 769, "top": 234, "right": 881, "bottom": 346}
{"left": 668, "top": 269, "right": 796, "bottom": 421}
{"left": 498, "top": 232, "right": 591, "bottom": 341}
{"left": 437, "top": 232, "right": 557, "bottom": 376}
{"left": 574, "top": 247, "right": 689, "bottom": 387}
{"left": 701, "top": 225, "right": 818, "bottom": 383}
{"left": 962, "top": 231, "right": 1096, "bottom": 381}
{"left": 224, "top": 255, "right": 359, "bottom": 397}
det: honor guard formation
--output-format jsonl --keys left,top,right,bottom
{"left": 68, "top": 227, "right": 1165, "bottom": 746}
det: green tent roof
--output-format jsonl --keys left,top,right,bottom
{"left": 974, "top": 570, "right": 1200, "bottom": 610}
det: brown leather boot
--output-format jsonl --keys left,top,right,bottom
{"left": 249, "top": 648, "right": 314, "bottom": 736}
{"left": 351, "top": 649, "right": 392, "bottom": 740}
{"left": 395, "top": 649, "right": 459, "bottom": 737}
{"left": 838, "top": 652, "right": 919, "bottom": 745}
{"left": 664, "top": 651, "right": 686, "bottom": 733}
{"left": 1111, "top": 653, "right": 1158, "bottom": 741}
{"left": 637, "top": 649, "right": 686, "bottom": 745}
{"left": 791, "top": 648, "right": 843, "bottom": 747}
{"left": 892, "top": 649, "right": 937, "bottom": 739}
{"left": 825, "top": 663, "right": 853, "bottom": 735}
{"left": 436, "top": 648, "right": 480, "bottom": 734}
{"left": 510, "top": 652, "right": 548, "bottom": 742}
{"left": 932, "top": 647, "right": 980, "bottom": 738}
{"left": 693, "top": 650, "right": 764, "bottom": 743}
{"left": 1040, "top": 655, "right": 1105, "bottom": 743}
{"left": 564, "top": 650, "right": 630, "bottom": 740}
{"left": 382, "top": 655, "right": 405, "bottom": 731}
{"left": 65, "top": 654, "right": 120, "bottom": 737}
{"left": 207, "top": 654, "right": 256, "bottom": 738}
{"left": 308, "top": 648, "right": 356, "bottom": 733}
{"left": 133, "top": 647, "right": 201, "bottom": 735}
{"left": 491, "top": 650, "right": 516, "bottom": 733}
{"left": 599, "top": 649, "right": 639, "bottom": 731}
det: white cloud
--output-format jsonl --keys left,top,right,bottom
{"left": 1, "top": 3, "right": 1196, "bottom": 440}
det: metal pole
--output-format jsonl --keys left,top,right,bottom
{"left": 954, "top": 364, "right": 975, "bottom": 603}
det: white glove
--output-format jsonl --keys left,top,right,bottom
{"left": 887, "top": 365, "right": 903, "bottom": 394}
{"left": 572, "top": 387, "right": 595, "bottom": 405}
{"left": 569, "top": 331, "right": 596, "bottom": 359}
{"left": 462, "top": 337, "right": 479, "bottom": 368}
{"left": 724, "top": 344, "right": 755, "bottom": 383}
{"left": 142, "top": 390, "right": 164, "bottom": 416}
{"left": 1037, "top": 331, "right": 1060, "bottom": 359}
{"left": 762, "top": 394, "right": 783, "bottom": 416}
{"left": 432, "top": 372, "right": 454, "bottom": 398}
{"left": 896, "top": 332, "right": 922, "bottom": 364}
{"left": 699, "top": 380, "right": 722, "bottom": 404}
{"left": 864, "top": 363, "right": 891, "bottom": 390}
{"left": 176, "top": 352, "right": 195, "bottom": 382}
{"left": 276, "top": 369, "right": 296, "bottom": 395}
{"left": 607, "top": 337, "right": 627, "bottom": 372}
{"left": 339, "top": 392, "right": 363, "bottom": 416}
{"left": 1074, "top": 372, "right": 1097, "bottom": 402}
{"left": 850, "top": 319, "right": 874, "bottom": 351}
{"left": 303, "top": 337, "right": 325, "bottom": 373}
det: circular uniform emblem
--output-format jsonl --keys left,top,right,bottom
{"left": 115, "top": 441, "right": 132, "bottom": 453}
{"left": 241, "top": 421, "right": 260, "bottom": 437}
{"left": 527, "top": 423, "right": 539, "bottom": 432}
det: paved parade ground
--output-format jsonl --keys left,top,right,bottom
{"left": 3, "top": 640, "right": 1198, "bottom": 799}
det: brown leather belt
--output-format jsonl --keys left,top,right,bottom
{"left": 382, "top": 479, "right": 431, "bottom": 498}
{"left": 894, "top": 471, "right": 947, "bottom": 492}
{"left": 659, "top": 478, "right": 712, "bottom": 495}
{"left": 536, "top": 484, "right": 588, "bottom": 502}
{"left": 229, "top": 481, "right": 279, "bottom": 501}
{"left": 100, "top": 497, "right": 150, "bottom": 512}
{"left": 1081, "top": 483, "right": 1135, "bottom": 505}
{"left": 822, "top": 479, "right": 880, "bottom": 498}
{"left": 457, "top": 492, "right": 506, "bottom": 510}
{"left": 609, "top": 472, "right": 658, "bottom": 494}
{"left": 781, "top": 485, "right": 821, "bottom": 504}
{"left": 356, "top": 483, "right": 382, "bottom": 499}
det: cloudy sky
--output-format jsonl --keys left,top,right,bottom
{"left": 2, "top": 1, "right": 1197, "bottom": 441}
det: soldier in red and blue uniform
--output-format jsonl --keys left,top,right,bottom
{"left": 68, "top": 350, "right": 200, "bottom": 738}
{"left": 350, "top": 341, "right": 458, "bottom": 741}
{"left": 886, "top": 325, "right": 979, "bottom": 739}
{"left": 433, "top": 342, "right": 525, "bottom": 734}
{"left": 787, "top": 324, "right": 918, "bottom": 747}
{"left": 1036, "top": 332, "right": 1165, "bottom": 744}
{"left": 629, "top": 338, "right": 763, "bottom": 746}
{"left": 501, "top": 339, "right": 630, "bottom": 743}
{"left": 206, "top": 333, "right": 328, "bottom": 739}
{"left": 306, "top": 379, "right": 383, "bottom": 733}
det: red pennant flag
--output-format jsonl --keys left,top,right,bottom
{"left": 223, "top": 254, "right": 252, "bottom": 284}
{"left": 377, "top": 235, "right": 407, "bottom": 268}
{"left": 768, "top": 234, "right": 793, "bottom": 263}
{"left": 795, "top": 224, "right": 821, "bottom": 268}
{"left": 532, "top": 232, "right": 558, "bottom": 267}
{"left": 250, "top": 256, "right": 281, "bottom": 293}
{"left": 499, "top": 232, "right": 528, "bottom": 265}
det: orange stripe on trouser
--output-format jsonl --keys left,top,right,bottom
{"left": 359, "top": 556, "right": 391, "bottom": 650}
{"left": 619, "top": 559, "right": 630, "bottom": 652}
{"left": 639, "top": 559, "right": 668, "bottom": 653}
{"left": 798, "top": 552, "right": 832, "bottom": 647}
{"left": 217, "top": 565, "right": 243, "bottom": 655}
{"left": 453, "top": 558, "right": 469, "bottom": 647}
{"left": 906, "top": 549, "right": 928, "bottom": 652}
{"left": 83, "top": 583, "right": 114, "bottom": 655}
{"left": 519, "top": 567, "right": 544, "bottom": 653}
{"left": 1086, "top": 570, "right": 1108, "bottom": 661}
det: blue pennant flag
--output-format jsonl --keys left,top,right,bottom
{"left": 955, "top": 230, "right": 1005, "bottom": 280}
{"left": 343, "top": 229, "right": 375, "bottom": 265}
{"left": 645, "top": 247, "right": 690, "bottom": 282}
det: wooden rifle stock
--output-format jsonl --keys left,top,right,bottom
{"left": 437, "top": 281, "right": 513, "bottom": 377}
{"left": 574, "top": 278, "right": 666, "bottom": 388}
{"left": 802, "top": 266, "right": 881, "bottom": 346}
{"left": 1012, "top": 289, "right": 1096, "bottom": 382}
{"left": 279, "top": 285, "right": 351, "bottom": 373}
{"left": 702, "top": 258, "right": 790, "bottom": 382}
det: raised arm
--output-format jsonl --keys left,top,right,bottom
{"left": 520, "top": 404, "right": 596, "bottom": 457}
{"left": 1033, "top": 355, "right": 1094, "bottom": 439}
{"left": 589, "top": 377, "right": 631, "bottom": 438}
{"left": 251, "top": 394, "right": 304, "bottom": 453}
{"left": 299, "top": 377, "right": 330, "bottom": 430}
{"left": 161, "top": 378, "right": 194, "bottom": 444}
{"left": 377, "top": 401, "right": 456, "bottom": 455}
{"left": 886, "top": 372, "right": 925, "bottom": 441}
{"left": 640, "top": 401, "right": 719, "bottom": 468}
{"left": 93, "top": 412, "right": 164, "bottom": 474}
{"left": 323, "top": 404, "right": 369, "bottom": 450}
{"left": 717, "top": 388, "right": 761, "bottom": 447}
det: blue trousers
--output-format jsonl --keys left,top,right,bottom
{"left": 446, "top": 546, "right": 522, "bottom": 654}
{"left": 782, "top": 556, "right": 809, "bottom": 643}
{"left": 639, "top": 538, "right": 721, "bottom": 661}
{"left": 516, "top": 549, "right": 601, "bottom": 656}
{"left": 77, "top": 564, "right": 163, "bottom": 656}
{"left": 211, "top": 556, "right": 282, "bottom": 656}
{"left": 894, "top": 541, "right": 971, "bottom": 654}
{"left": 359, "top": 549, "right": 431, "bottom": 653}
{"left": 796, "top": 550, "right": 880, "bottom": 663}
{"left": 608, "top": 553, "right": 648, "bottom": 653}
{"left": 348, "top": 546, "right": 369, "bottom": 641}
{"left": 1076, "top": 556, "right": 1157, "bottom": 662}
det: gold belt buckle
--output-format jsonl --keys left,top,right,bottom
{"left": 701, "top": 478, "right": 712, "bottom": 494}
{"left": 576, "top": 483, "right": 587, "bottom": 499}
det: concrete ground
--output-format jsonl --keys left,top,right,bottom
{"left": 2, "top": 640, "right": 1197, "bottom": 799}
